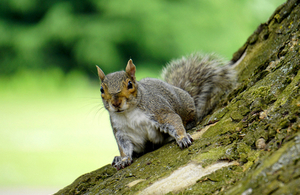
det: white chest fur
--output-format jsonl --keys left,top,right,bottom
{"left": 110, "top": 108, "right": 164, "bottom": 153}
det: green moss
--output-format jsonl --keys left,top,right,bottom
{"left": 201, "top": 119, "right": 237, "bottom": 138}
{"left": 226, "top": 134, "right": 300, "bottom": 195}
{"left": 205, "top": 107, "right": 229, "bottom": 125}
{"left": 250, "top": 86, "right": 270, "bottom": 98}
{"left": 192, "top": 145, "right": 227, "bottom": 166}
{"left": 230, "top": 111, "right": 244, "bottom": 122}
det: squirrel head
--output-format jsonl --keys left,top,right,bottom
{"left": 96, "top": 59, "right": 139, "bottom": 113}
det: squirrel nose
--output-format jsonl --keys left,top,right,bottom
{"left": 112, "top": 100, "right": 122, "bottom": 108}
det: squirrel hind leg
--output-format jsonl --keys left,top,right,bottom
{"left": 186, "top": 120, "right": 197, "bottom": 130}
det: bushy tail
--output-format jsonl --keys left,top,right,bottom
{"left": 161, "top": 53, "right": 236, "bottom": 121}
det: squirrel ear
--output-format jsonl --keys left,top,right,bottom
{"left": 96, "top": 65, "right": 105, "bottom": 82}
{"left": 126, "top": 59, "right": 136, "bottom": 81}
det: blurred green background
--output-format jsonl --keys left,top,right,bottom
{"left": 0, "top": 0, "right": 285, "bottom": 194}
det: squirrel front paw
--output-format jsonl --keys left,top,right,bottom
{"left": 176, "top": 133, "right": 193, "bottom": 149}
{"left": 112, "top": 156, "right": 133, "bottom": 170}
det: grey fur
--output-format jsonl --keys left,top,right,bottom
{"left": 162, "top": 53, "right": 236, "bottom": 121}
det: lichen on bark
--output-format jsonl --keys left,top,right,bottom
{"left": 55, "top": 0, "right": 300, "bottom": 194}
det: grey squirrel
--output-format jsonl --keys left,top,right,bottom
{"left": 96, "top": 53, "right": 236, "bottom": 170}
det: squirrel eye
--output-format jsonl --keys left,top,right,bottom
{"left": 100, "top": 86, "right": 104, "bottom": 94}
{"left": 127, "top": 81, "right": 133, "bottom": 89}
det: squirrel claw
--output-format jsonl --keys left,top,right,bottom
{"left": 177, "top": 134, "right": 193, "bottom": 149}
{"left": 112, "top": 156, "right": 133, "bottom": 170}
{"left": 187, "top": 133, "right": 194, "bottom": 142}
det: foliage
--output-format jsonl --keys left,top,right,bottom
{"left": 0, "top": 0, "right": 285, "bottom": 76}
